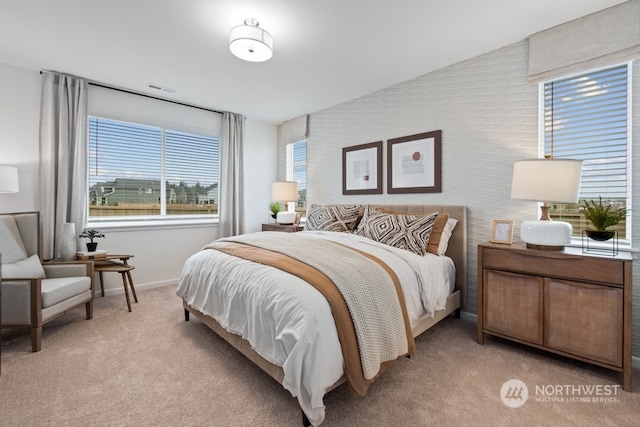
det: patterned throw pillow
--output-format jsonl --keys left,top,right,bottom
{"left": 375, "top": 207, "right": 448, "bottom": 255}
{"left": 306, "top": 204, "right": 361, "bottom": 232}
{"left": 355, "top": 206, "right": 438, "bottom": 256}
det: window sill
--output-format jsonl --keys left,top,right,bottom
{"left": 87, "top": 216, "right": 218, "bottom": 232}
{"left": 565, "top": 239, "right": 638, "bottom": 254}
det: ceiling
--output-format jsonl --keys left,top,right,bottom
{"left": 0, "top": 0, "right": 628, "bottom": 124}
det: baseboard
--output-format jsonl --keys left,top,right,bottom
{"left": 459, "top": 310, "right": 640, "bottom": 369}
{"left": 100, "top": 278, "right": 177, "bottom": 297}
{"left": 459, "top": 310, "right": 476, "bottom": 323}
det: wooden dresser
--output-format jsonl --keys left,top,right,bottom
{"left": 477, "top": 242, "right": 633, "bottom": 391}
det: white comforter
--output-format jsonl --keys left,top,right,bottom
{"left": 176, "top": 230, "right": 452, "bottom": 426}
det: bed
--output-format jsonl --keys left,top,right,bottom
{"left": 177, "top": 204, "right": 467, "bottom": 426}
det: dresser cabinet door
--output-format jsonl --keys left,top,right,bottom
{"left": 483, "top": 270, "right": 543, "bottom": 345}
{"left": 544, "top": 278, "right": 623, "bottom": 367}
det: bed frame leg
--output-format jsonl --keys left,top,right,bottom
{"left": 302, "top": 409, "right": 311, "bottom": 426}
{"left": 184, "top": 309, "right": 190, "bottom": 321}
{"left": 454, "top": 308, "right": 461, "bottom": 319}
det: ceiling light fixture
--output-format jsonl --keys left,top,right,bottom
{"left": 229, "top": 18, "right": 273, "bottom": 62}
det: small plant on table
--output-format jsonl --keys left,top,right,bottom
{"left": 79, "top": 228, "right": 105, "bottom": 251}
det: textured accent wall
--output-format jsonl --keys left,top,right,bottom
{"left": 279, "top": 40, "right": 640, "bottom": 357}
{"left": 306, "top": 41, "right": 538, "bottom": 317}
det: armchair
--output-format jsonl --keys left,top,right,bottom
{"left": 0, "top": 212, "right": 94, "bottom": 352}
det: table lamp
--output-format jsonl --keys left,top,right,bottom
{"left": 511, "top": 158, "right": 582, "bottom": 250}
{"left": 0, "top": 165, "right": 19, "bottom": 193}
{"left": 271, "top": 181, "right": 298, "bottom": 225}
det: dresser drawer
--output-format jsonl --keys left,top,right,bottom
{"left": 544, "top": 278, "right": 623, "bottom": 367}
{"left": 481, "top": 247, "right": 624, "bottom": 286}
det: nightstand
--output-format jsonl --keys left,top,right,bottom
{"left": 477, "top": 242, "right": 632, "bottom": 392}
{"left": 262, "top": 223, "right": 304, "bottom": 233}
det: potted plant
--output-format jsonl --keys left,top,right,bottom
{"left": 268, "top": 202, "right": 282, "bottom": 219}
{"left": 79, "top": 228, "right": 105, "bottom": 252}
{"left": 581, "top": 196, "right": 628, "bottom": 241}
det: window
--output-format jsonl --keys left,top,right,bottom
{"left": 544, "top": 64, "right": 630, "bottom": 240}
{"left": 286, "top": 140, "right": 307, "bottom": 213}
{"left": 88, "top": 116, "right": 218, "bottom": 221}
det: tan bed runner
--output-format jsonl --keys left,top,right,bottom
{"left": 207, "top": 234, "right": 415, "bottom": 396}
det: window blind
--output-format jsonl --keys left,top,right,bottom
{"left": 89, "top": 117, "right": 162, "bottom": 208}
{"left": 544, "top": 64, "right": 629, "bottom": 201}
{"left": 286, "top": 140, "right": 307, "bottom": 209}
{"left": 89, "top": 116, "right": 218, "bottom": 217}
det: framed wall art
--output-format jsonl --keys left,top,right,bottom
{"left": 491, "top": 219, "right": 514, "bottom": 244}
{"left": 342, "top": 141, "right": 383, "bottom": 195}
{"left": 387, "top": 130, "right": 442, "bottom": 194}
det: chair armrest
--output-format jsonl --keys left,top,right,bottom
{"left": 1, "top": 278, "right": 41, "bottom": 325}
{"left": 42, "top": 261, "right": 93, "bottom": 278}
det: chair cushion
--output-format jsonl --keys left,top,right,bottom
{"left": 41, "top": 276, "right": 92, "bottom": 309}
{"left": 0, "top": 215, "right": 29, "bottom": 263}
{"left": 2, "top": 254, "right": 46, "bottom": 279}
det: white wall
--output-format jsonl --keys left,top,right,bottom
{"left": 301, "top": 41, "right": 640, "bottom": 357}
{"left": 0, "top": 62, "right": 277, "bottom": 295}
{"left": 244, "top": 119, "right": 278, "bottom": 233}
{"left": 0, "top": 63, "right": 40, "bottom": 212}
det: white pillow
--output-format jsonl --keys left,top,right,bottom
{"left": 437, "top": 218, "right": 458, "bottom": 255}
{"left": 2, "top": 254, "right": 46, "bottom": 279}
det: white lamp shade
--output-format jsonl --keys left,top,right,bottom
{"left": 511, "top": 159, "right": 582, "bottom": 203}
{"left": 229, "top": 19, "right": 273, "bottom": 62}
{"left": 0, "top": 165, "right": 19, "bottom": 193}
{"left": 272, "top": 181, "right": 298, "bottom": 225}
{"left": 511, "top": 158, "right": 582, "bottom": 249}
{"left": 271, "top": 181, "right": 298, "bottom": 203}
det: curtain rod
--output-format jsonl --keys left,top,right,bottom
{"left": 88, "top": 81, "right": 227, "bottom": 115}
{"left": 40, "top": 70, "right": 229, "bottom": 115}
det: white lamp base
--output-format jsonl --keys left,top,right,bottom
{"left": 276, "top": 211, "right": 296, "bottom": 225}
{"left": 520, "top": 220, "right": 572, "bottom": 250}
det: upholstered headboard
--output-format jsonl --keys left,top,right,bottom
{"left": 365, "top": 205, "right": 467, "bottom": 308}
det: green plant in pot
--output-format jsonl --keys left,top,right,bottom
{"left": 581, "top": 196, "right": 628, "bottom": 241}
{"left": 79, "top": 228, "right": 105, "bottom": 252}
{"left": 268, "top": 202, "right": 282, "bottom": 219}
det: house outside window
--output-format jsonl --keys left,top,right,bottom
{"left": 286, "top": 140, "right": 307, "bottom": 213}
{"left": 88, "top": 116, "right": 218, "bottom": 221}
{"left": 544, "top": 63, "right": 631, "bottom": 241}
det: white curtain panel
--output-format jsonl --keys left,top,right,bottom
{"left": 39, "top": 71, "right": 88, "bottom": 260}
{"left": 219, "top": 112, "right": 245, "bottom": 237}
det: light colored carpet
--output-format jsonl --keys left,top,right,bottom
{"left": 1, "top": 284, "right": 639, "bottom": 426}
